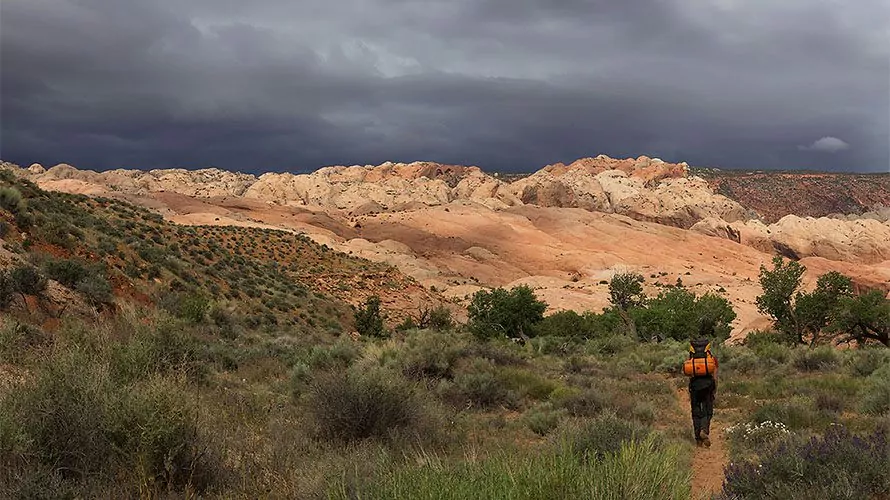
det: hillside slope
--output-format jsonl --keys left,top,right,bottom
{"left": 702, "top": 171, "right": 890, "bottom": 223}
{"left": 3, "top": 159, "right": 889, "bottom": 340}
{"left": 0, "top": 171, "right": 440, "bottom": 331}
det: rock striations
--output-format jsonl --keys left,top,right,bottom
{"left": 3, "top": 156, "right": 889, "bottom": 264}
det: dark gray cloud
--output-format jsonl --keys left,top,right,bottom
{"left": 1, "top": 0, "right": 888, "bottom": 173}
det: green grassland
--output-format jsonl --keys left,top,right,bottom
{"left": 0, "top": 172, "right": 887, "bottom": 499}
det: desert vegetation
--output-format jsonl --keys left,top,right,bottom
{"left": 0, "top": 173, "right": 888, "bottom": 498}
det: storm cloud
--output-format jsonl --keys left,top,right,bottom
{"left": 1, "top": 0, "right": 888, "bottom": 173}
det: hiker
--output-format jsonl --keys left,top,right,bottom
{"left": 683, "top": 322, "right": 718, "bottom": 447}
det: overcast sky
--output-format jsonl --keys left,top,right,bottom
{"left": 2, "top": 0, "right": 888, "bottom": 173}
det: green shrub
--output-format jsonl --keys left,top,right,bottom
{"left": 400, "top": 331, "right": 464, "bottom": 381}
{"left": 846, "top": 347, "right": 890, "bottom": 377}
{"left": 304, "top": 340, "right": 360, "bottom": 370}
{"left": 608, "top": 272, "right": 645, "bottom": 311}
{"left": 723, "top": 426, "right": 889, "bottom": 500}
{"left": 748, "top": 341, "right": 791, "bottom": 364}
{"left": 751, "top": 397, "right": 822, "bottom": 430}
{"left": 533, "top": 310, "right": 599, "bottom": 339}
{"left": 179, "top": 293, "right": 211, "bottom": 324}
{"left": 76, "top": 274, "right": 114, "bottom": 307}
{"left": 0, "top": 271, "right": 15, "bottom": 309}
{"left": 743, "top": 329, "right": 792, "bottom": 348}
{"left": 288, "top": 362, "right": 312, "bottom": 398}
{"left": 111, "top": 377, "right": 218, "bottom": 491}
{"left": 3, "top": 351, "right": 113, "bottom": 478}
{"left": 631, "top": 401, "right": 657, "bottom": 425}
{"left": 632, "top": 287, "right": 736, "bottom": 342}
{"left": 860, "top": 365, "right": 890, "bottom": 415}
{"left": 0, "top": 321, "right": 48, "bottom": 361}
{"left": 0, "top": 347, "right": 219, "bottom": 496}
{"left": 306, "top": 370, "right": 421, "bottom": 443}
{"left": 722, "top": 348, "right": 762, "bottom": 375}
{"left": 523, "top": 404, "right": 565, "bottom": 436}
{"left": 467, "top": 285, "right": 547, "bottom": 339}
{"left": 427, "top": 305, "right": 454, "bottom": 331}
{"left": 552, "top": 386, "right": 607, "bottom": 417}
{"left": 498, "top": 367, "right": 559, "bottom": 401}
{"left": 10, "top": 265, "right": 47, "bottom": 297}
{"left": 453, "top": 361, "right": 518, "bottom": 409}
{"left": 792, "top": 346, "right": 840, "bottom": 372}
{"left": 42, "top": 258, "right": 89, "bottom": 288}
{"left": 0, "top": 187, "right": 24, "bottom": 213}
{"left": 110, "top": 320, "right": 202, "bottom": 384}
{"left": 36, "top": 220, "right": 79, "bottom": 249}
{"left": 355, "top": 295, "right": 386, "bottom": 337}
{"left": 160, "top": 292, "right": 211, "bottom": 324}
{"left": 586, "top": 334, "right": 637, "bottom": 357}
{"left": 563, "top": 411, "right": 650, "bottom": 462}
{"left": 814, "top": 392, "right": 845, "bottom": 415}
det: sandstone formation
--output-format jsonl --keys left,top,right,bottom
{"left": 3, "top": 156, "right": 889, "bottom": 341}
{"left": 691, "top": 215, "right": 890, "bottom": 264}
{"left": 768, "top": 216, "right": 890, "bottom": 264}
{"left": 2, "top": 156, "right": 746, "bottom": 230}
{"left": 2, "top": 162, "right": 257, "bottom": 198}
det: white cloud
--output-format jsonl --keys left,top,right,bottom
{"left": 799, "top": 136, "right": 850, "bottom": 153}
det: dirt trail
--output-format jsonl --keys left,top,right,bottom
{"left": 677, "top": 388, "right": 728, "bottom": 500}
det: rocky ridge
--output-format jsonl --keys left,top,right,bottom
{"left": 3, "top": 157, "right": 890, "bottom": 265}
{"left": 5, "top": 156, "right": 747, "bottom": 229}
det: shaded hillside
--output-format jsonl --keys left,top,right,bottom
{"left": 700, "top": 170, "right": 890, "bottom": 223}
{"left": 0, "top": 171, "right": 435, "bottom": 331}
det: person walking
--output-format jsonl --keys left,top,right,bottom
{"left": 684, "top": 322, "right": 718, "bottom": 447}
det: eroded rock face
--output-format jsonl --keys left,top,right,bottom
{"left": 691, "top": 214, "right": 890, "bottom": 264}
{"left": 691, "top": 218, "right": 742, "bottom": 243}
{"left": 15, "top": 163, "right": 258, "bottom": 198}
{"left": 504, "top": 159, "right": 745, "bottom": 228}
{"left": 8, "top": 157, "right": 741, "bottom": 237}
{"left": 244, "top": 162, "right": 485, "bottom": 209}
{"left": 769, "top": 216, "right": 890, "bottom": 264}
{"left": 2, "top": 156, "right": 742, "bottom": 229}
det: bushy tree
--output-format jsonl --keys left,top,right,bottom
{"left": 796, "top": 271, "right": 854, "bottom": 345}
{"left": 427, "top": 305, "right": 454, "bottom": 332}
{"left": 42, "top": 258, "right": 89, "bottom": 288}
{"left": 10, "top": 265, "right": 47, "bottom": 312}
{"left": 632, "top": 285, "right": 736, "bottom": 342}
{"left": 355, "top": 295, "right": 386, "bottom": 337}
{"left": 608, "top": 272, "right": 646, "bottom": 337}
{"left": 76, "top": 274, "right": 114, "bottom": 308}
{"left": 757, "top": 257, "right": 863, "bottom": 345}
{"left": 608, "top": 272, "right": 645, "bottom": 311}
{"left": 467, "top": 285, "right": 547, "bottom": 340}
{"left": 830, "top": 290, "right": 890, "bottom": 347}
{"left": 0, "top": 270, "right": 15, "bottom": 309}
{"left": 532, "top": 310, "right": 619, "bottom": 339}
{"left": 756, "top": 256, "right": 807, "bottom": 343}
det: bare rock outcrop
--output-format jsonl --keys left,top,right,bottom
{"left": 692, "top": 214, "right": 890, "bottom": 264}
{"left": 11, "top": 162, "right": 257, "bottom": 198}
{"left": 2, "top": 156, "right": 747, "bottom": 230}
{"left": 504, "top": 157, "right": 745, "bottom": 228}
{"left": 245, "top": 161, "right": 495, "bottom": 210}
{"left": 691, "top": 218, "right": 742, "bottom": 243}
{"left": 769, "top": 216, "right": 890, "bottom": 264}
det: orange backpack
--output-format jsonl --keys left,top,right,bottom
{"left": 683, "top": 339, "right": 717, "bottom": 377}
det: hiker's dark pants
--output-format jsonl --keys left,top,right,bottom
{"left": 690, "top": 380, "right": 715, "bottom": 440}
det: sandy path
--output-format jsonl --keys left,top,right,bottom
{"left": 677, "top": 388, "right": 728, "bottom": 500}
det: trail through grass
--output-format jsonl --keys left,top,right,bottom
{"left": 676, "top": 388, "right": 728, "bottom": 500}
